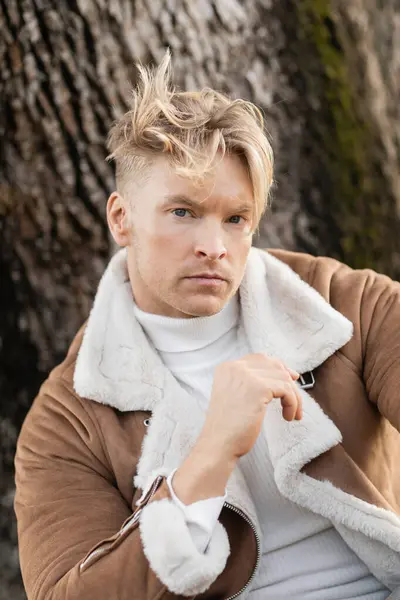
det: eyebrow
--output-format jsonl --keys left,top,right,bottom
{"left": 162, "top": 194, "right": 253, "bottom": 214}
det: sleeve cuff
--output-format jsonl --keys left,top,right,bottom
{"left": 167, "top": 468, "right": 226, "bottom": 553}
{"left": 139, "top": 478, "right": 230, "bottom": 596}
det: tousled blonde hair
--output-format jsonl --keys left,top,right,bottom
{"left": 106, "top": 50, "right": 274, "bottom": 228}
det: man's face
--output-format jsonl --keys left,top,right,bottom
{"left": 110, "top": 154, "right": 255, "bottom": 318}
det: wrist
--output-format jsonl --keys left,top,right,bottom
{"left": 195, "top": 436, "right": 238, "bottom": 479}
{"left": 172, "top": 439, "right": 237, "bottom": 505}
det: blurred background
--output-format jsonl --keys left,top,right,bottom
{"left": 0, "top": 1, "right": 399, "bottom": 598}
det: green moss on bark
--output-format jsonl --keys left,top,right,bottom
{"left": 295, "top": 0, "right": 395, "bottom": 273}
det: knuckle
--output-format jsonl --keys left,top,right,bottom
{"left": 272, "top": 358, "right": 286, "bottom": 371}
{"left": 260, "top": 380, "right": 272, "bottom": 394}
{"left": 282, "top": 369, "right": 292, "bottom": 382}
{"left": 217, "top": 360, "right": 234, "bottom": 374}
{"left": 235, "top": 359, "right": 247, "bottom": 372}
{"left": 263, "top": 387, "right": 274, "bottom": 402}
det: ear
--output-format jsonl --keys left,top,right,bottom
{"left": 107, "top": 192, "right": 132, "bottom": 247}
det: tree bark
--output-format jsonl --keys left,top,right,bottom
{"left": 1, "top": 1, "right": 399, "bottom": 597}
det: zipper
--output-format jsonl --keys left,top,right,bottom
{"left": 223, "top": 502, "right": 261, "bottom": 600}
{"left": 119, "top": 474, "right": 164, "bottom": 535}
{"left": 79, "top": 476, "right": 164, "bottom": 572}
{"left": 79, "top": 540, "right": 113, "bottom": 571}
{"left": 135, "top": 475, "right": 165, "bottom": 509}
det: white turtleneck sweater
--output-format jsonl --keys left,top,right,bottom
{"left": 133, "top": 295, "right": 389, "bottom": 600}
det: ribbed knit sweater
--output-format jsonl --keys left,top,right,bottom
{"left": 133, "top": 295, "right": 388, "bottom": 599}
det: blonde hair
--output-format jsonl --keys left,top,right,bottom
{"left": 106, "top": 50, "right": 274, "bottom": 228}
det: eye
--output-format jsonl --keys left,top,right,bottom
{"left": 172, "top": 208, "right": 190, "bottom": 218}
{"left": 228, "top": 215, "right": 243, "bottom": 224}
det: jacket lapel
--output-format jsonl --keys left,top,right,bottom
{"left": 74, "top": 248, "right": 165, "bottom": 412}
{"left": 239, "top": 247, "right": 354, "bottom": 373}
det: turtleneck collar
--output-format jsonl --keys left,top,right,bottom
{"left": 132, "top": 292, "right": 240, "bottom": 353}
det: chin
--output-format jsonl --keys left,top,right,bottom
{"left": 182, "top": 295, "right": 228, "bottom": 317}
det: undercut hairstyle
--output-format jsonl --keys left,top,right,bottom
{"left": 106, "top": 50, "right": 274, "bottom": 229}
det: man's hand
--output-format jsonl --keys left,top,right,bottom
{"left": 199, "top": 353, "right": 302, "bottom": 460}
{"left": 172, "top": 354, "right": 302, "bottom": 504}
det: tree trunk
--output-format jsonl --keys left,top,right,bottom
{"left": 1, "top": 1, "right": 399, "bottom": 597}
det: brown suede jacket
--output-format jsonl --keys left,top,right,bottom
{"left": 14, "top": 248, "right": 400, "bottom": 600}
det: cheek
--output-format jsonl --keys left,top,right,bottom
{"left": 139, "top": 227, "right": 189, "bottom": 267}
{"left": 149, "top": 218, "right": 193, "bottom": 253}
{"left": 228, "top": 233, "right": 252, "bottom": 259}
{"left": 231, "top": 239, "right": 252, "bottom": 279}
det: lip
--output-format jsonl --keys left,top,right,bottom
{"left": 186, "top": 273, "right": 226, "bottom": 280}
{"left": 186, "top": 276, "right": 226, "bottom": 287}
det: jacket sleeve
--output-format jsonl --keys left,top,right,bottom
{"left": 360, "top": 270, "right": 400, "bottom": 431}
{"left": 14, "top": 379, "right": 229, "bottom": 600}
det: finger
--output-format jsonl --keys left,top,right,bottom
{"left": 249, "top": 365, "right": 298, "bottom": 382}
{"left": 286, "top": 367, "right": 300, "bottom": 380}
{"left": 266, "top": 380, "right": 299, "bottom": 422}
{"left": 257, "top": 376, "right": 302, "bottom": 421}
{"left": 282, "top": 381, "right": 303, "bottom": 422}
{"left": 287, "top": 378, "right": 303, "bottom": 420}
{"left": 294, "top": 386, "right": 303, "bottom": 420}
{"left": 280, "top": 389, "right": 298, "bottom": 422}
{"left": 248, "top": 357, "right": 300, "bottom": 381}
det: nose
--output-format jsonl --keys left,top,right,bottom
{"left": 194, "top": 221, "right": 227, "bottom": 260}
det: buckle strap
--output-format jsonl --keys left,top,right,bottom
{"left": 299, "top": 370, "right": 315, "bottom": 390}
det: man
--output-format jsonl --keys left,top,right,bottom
{"left": 14, "top": 52, "right": 400, "bottom": 600}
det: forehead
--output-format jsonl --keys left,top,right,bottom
{"left": 144, "top": 154, "right": 254, "bottom": 208}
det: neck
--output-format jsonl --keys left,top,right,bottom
{"left": 132, "top": 293, "right": 240, "bottom": 353}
